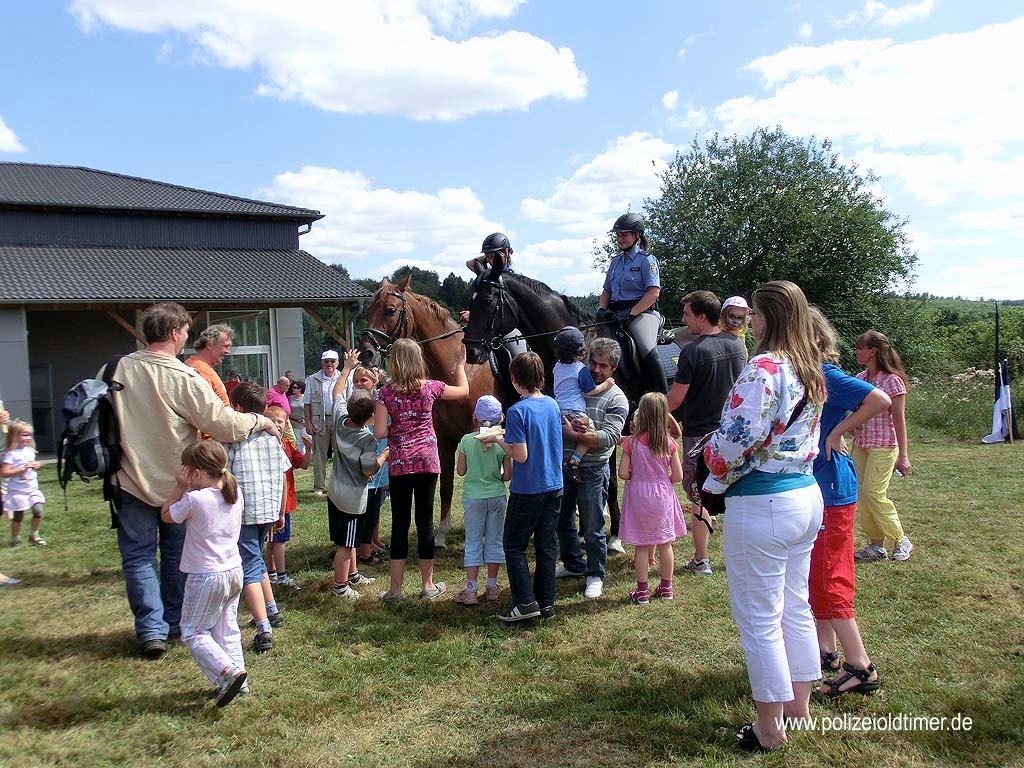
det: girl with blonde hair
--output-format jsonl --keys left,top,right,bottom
{"left": 373, "top": 338, "right": 469, "bottom": 602}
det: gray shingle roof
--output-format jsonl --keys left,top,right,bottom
{"left": 0, "top": 245, "right": 369, "bottom": 305}
{"left": 0, "top": 163, "right": 322, "bottom": 220}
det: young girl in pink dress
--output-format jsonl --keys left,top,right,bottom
{"left": 618, "top": 393, "right": 686, "bottom": 604}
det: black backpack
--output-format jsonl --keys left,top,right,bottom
{"left": 57, "top": 355, "right": 124, "bottom": 525}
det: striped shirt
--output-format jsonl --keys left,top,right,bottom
{"left": 226, "top": 431, "right": 290, "bottom": 525}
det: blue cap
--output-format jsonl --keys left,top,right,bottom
{"left": 473, "top": 395, "right": 503, "bottom": 426}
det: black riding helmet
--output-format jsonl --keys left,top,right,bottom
{"left": 610, "top": 213, "right": 644, "bottom": 236}
{"left": 481, "top": 232, "right": 511, "bottom": 253}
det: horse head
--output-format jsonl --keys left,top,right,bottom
{"left": 362, "top": 275, "right": 415, "bottom": 363}
{"left": 462, "top": 262, "right": 520, "bottom": 365}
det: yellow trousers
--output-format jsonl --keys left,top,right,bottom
{"left": 851, "top": 446, "right": 905, "bottom": 545}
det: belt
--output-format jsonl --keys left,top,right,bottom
{"left": 608, "top": 300, "right": 654, "bottom": 313}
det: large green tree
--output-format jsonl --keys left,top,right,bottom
{"left": 645, "top": 127, "right": 917, "bottom": 339}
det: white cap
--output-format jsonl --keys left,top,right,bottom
{"left": 722, "top": 296, "right": 750, "bottom": 312}
{"left": 321, "top": 350, "right": 339, "bottom": 361}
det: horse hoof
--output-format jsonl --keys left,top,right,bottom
{"left": 434, "top": 536, "right": 447, "bottom": 549}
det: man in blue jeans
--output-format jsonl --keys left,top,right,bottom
{"left": 106, "top": 303, "right": 277, "bottom": 659}
{"left": 556, "top": 338, "right": 628, "bottom": 599}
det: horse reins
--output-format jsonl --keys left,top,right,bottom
{"left": 362, "top": 290, "right": 465, "bottom": 361}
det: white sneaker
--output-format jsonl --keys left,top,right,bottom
{"left": 584, "top": 576, "right": 603, "bottom": 599}
{"left": 607, "top": 536, "right": 626, "bottom": 555}
{"left": 683, "top": 557, "right": 713, "bottom": 576}
{"left": 891, "top": 536, "right": 914, "bottom": 562}
{"left": 331, "top": 584, "right": 360, "bottom": 600}
{"left": 555, "top": 564, "right": 585, "bottom": 579}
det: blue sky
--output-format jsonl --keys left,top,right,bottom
{"left": 2, "top": 0, "right": 1021, "bottom": 299}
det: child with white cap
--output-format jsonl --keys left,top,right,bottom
{"left": 454, "top": 395, "right": 512, "bottom": 604}
{"left": 719, "top": 296, "right": 751, "bottom": 348}
{"left": 553, "top": 326, "right": 616, "bottom": 482}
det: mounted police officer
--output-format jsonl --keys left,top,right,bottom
{"left": 461, "top": 232, "right": 528, "bottom": 361}
{"left": 596, "top": 213, "right": 668, "bottom": 393}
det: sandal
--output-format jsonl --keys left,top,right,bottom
{"left": 821, "top": 650, "right": 842, "bottom": 672}
{"left": 820, "top": 662, "right": 881, "bottom": 698}
{"left": 357, "top": 553, "right": 384, "bottom": 566}
{"left": 734, "top": 723, "right": 784, "bottom": 753}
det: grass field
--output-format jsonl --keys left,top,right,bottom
{"left": 1, "top": 438, "right": 1022, "bottom": 768}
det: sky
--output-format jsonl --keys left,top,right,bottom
{"left": 1, "top": 0, "right": 1022, "bottom": 300}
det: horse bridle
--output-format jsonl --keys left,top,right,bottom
{"left": 362, "top": 289, "right": 464, "bottom": 361}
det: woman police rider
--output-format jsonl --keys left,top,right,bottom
{"left": 597, "top": 213, "right": 667, "bottom": 393}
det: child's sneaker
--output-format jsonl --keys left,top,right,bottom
{"left": 276, "top": 574, "right": 300, "bottom": 590}
{"left": 653, "top": 583, "right": 674, "bottom": 600}
{"left": 267, "top": 572, "right": 278, "bottom": 584}
{"left": 891, "top": 536, "right": 914, "bottom": 562}
{"left": 253, "top": 632, "right": 273, "bottom": 653}
{"left": 267, "top": 610, "right": 284, "bottom": 628}
{"left": 629, "top": 587, "right": 650, "bottom": 605}
{"left": 453, "top": 587, "right": 479, "bottom": 605}
{"left": 854, "top": 544, "right": 888, "bottom": 561}
{"left": 27, "top": 534, "right": 46, "bottom": 546}
{"left": 349, "top": 572, "right": 375, "bottom": 585}
{"left": 216, "top": 668, "right": 248, "bottom": 708}
{"left": 683, "top": 557, "right": 713, "bottom": 576}
{"left": 331, "top": 583, "right": 359, "bottom": 600}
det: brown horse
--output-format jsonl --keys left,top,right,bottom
{"left": 363, "top": 275, "right": 506, "bottom": 547}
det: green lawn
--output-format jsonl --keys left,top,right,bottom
{"left": 1, "top": 439, "right": 1021, "bottom": 767}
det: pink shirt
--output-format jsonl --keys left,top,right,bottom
{"left": 265, "top": 387, "right": 291, "bottom": 413}
{"left": 374, "top": 379, "right": 446, "bottom": 476}
{"left": 853, "top": 371, "right": 906, "bottom": 449}
{"left": 168, "top": 487, "right": 243, "bottom": 574}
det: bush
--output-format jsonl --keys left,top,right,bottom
{"left": 906, "top": 367, "right": 999, "bottom": 441}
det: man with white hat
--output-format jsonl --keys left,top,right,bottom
{"left": 304, "top": 350, "right": 343, "bottom": 495}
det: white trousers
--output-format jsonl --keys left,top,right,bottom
{"left": 723, "top": 483, "right": 823, "bottom": 702}
{"left": 180, "top": 566, "right": 245, "bottom": 685}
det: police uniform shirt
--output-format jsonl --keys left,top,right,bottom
{"left": 603, "top": 246, "right": 660, "bottom": 302}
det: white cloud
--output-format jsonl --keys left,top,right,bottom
{"left": 715, "top": 18, "right": 1024, "bottom": 206}
{"left": 662, "top": 90, "right": 679, "bottom": 111}
{"left": 952, "top": 202, "right": 1024, "bottom": 236}
{"left": 519, "top": 132, "right": 677, "bottom": 235}
{"left": 798, "top": 23, "right": 813, "bottom": 40}
{"left": 260, "top": 166, "right": 504, "bottom": 279}
{"left": 865, "top": 0, "right": 934, "bottom": 27}
{"left": 678, "top": 47, "right": 686, "bottom": 62}
{"left": 835, "top": 0, "right": 935, "bottom": 29}
{"left": 0, "top": 117, "right": 26, "bottom": 153}
{"left": 69, "top": 0, "right": 587, "bottom": 121}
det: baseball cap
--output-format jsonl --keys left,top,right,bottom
{"left": 321, "top": 350, "right": 339, "bottom": 361}
{"left": 553, "top": 326, "right": 586, "bottom": 351}
{"left": 722, "top": 296, "right": 750, "bottom": 312}
{"left": 474, "top": 395, "right": 503, "bottom": 426}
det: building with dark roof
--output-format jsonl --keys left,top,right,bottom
{"left": 0, "top": 162, "right": 370, "bottom": 451}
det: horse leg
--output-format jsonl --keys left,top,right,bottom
{"left": 436, "top": 440, "right": 456, "bottom": 548}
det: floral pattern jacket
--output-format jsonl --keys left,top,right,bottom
{"left": 703, "top": 353, "right": 822, "bottom": 494}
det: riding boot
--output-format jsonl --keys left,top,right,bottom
{"left": 640, "top": 349, "right": 669, "bottom": 394}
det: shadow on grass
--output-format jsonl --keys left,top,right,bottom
{"left": 7, "top": 567, "right": 124, "bottom": 590}
{"left": 2, "top": 628, "right": 142, "bottom": 663}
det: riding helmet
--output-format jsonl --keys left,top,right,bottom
{"left": 481, "top": 232, "right": 511, "bottom": 253}
{"left": 554, "top": 325, "right": 586, "bottom": 355}
{"left": 610, "top": 213, "right": 644, "bottom": 235}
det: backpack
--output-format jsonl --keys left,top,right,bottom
{"left": 57, "top": 355, "right": 124, "bottom": 525}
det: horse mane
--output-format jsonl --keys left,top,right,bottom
{"left": 506, "top": 272, "right": 592, "bottom": 326}
{"left": 374, "top": 280, "right": 457, "bottom": 328}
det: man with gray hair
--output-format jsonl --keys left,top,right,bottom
{"left": 185, "top": 323, "right": 234, "bottom": 406}
{"left": 555, "top": 337, "right": 628, "bottom": 600}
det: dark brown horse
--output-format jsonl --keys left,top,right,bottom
{"left": 363, "top": 275, "right": 507, "bottom": 547}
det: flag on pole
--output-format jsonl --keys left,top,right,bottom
{"left": 982, "top": 360, "right": 1018, "bottom": 443}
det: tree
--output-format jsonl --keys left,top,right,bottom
{"left": 439, "top": 272, "right": 473, "bottom": 315}
{"left": 390, "top": 266, "right": 441, "bottom": 301}
{"left": 644, "top": 127, "right": 917, "bottom": 339}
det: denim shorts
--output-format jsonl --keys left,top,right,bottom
{"left": 238, "top": 522, "right": 273, "bottom": 585}
{"left": 271, "top": 513, "right": 291, "bottom": 543}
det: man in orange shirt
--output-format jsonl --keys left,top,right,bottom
{"left": 185, "top": 325, "right": 234, "bottom": 405}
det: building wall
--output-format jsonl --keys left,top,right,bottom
{"left": 0, "top": 308, "right": 31, "bottom": 430}
{"left": 26, "top": 310, "right": 139, "bottom": 452}
{"left": 0, "top": 210, "right": 300, "bottom": 250}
